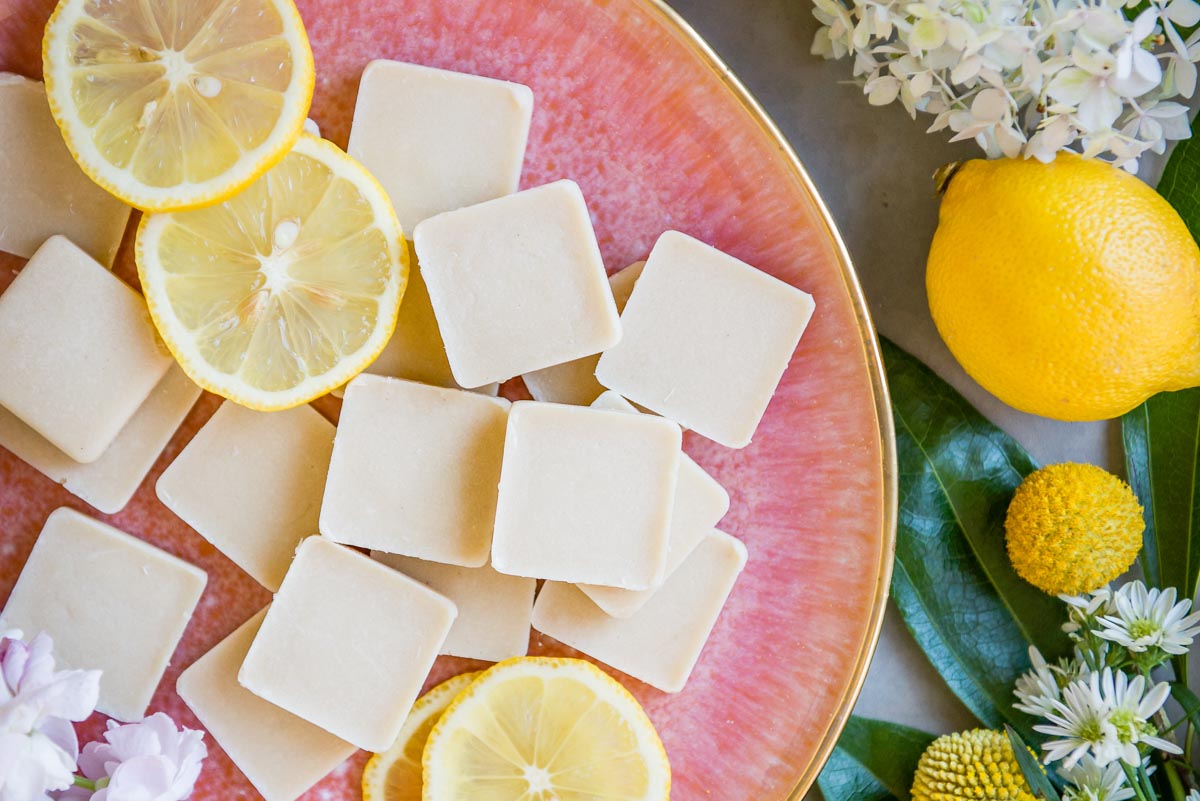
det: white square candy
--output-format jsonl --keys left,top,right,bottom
{"left": 595, "top": 231, "right": 815, "bottom": 448}
{"left": 359, "top": 254, "right": 497, "bottom": 395}
{"left": 157, "top": 401, "right": 336, "bottom": 591}
{"left": 0, "top": 236, "right": 173, "bottom": 462}
{"left": 522, "top": 261, "right": 645, "bottom": 405}
{"left": 321, "top": 374, "right": 509, "bottom": 567}
{"left": 491, "top": 401, "right": 679, "bottom": 590}
{"left": 347, "top": 60, "right": 533, "bottom": 233}
{"left": 373, "top": 553, "right": 534, "bottom": 663}
{"left": 577, "top": 392, "right": 729, "bottom": 618}
{"left": 178, "top": 608, "right": 356, "bottom": 801}
{"left": 532, "top": 529, "right": 747, "bottom": 693}
{"left": 414, "top": 180, "right": 621, "bottom": 388}
{"left": 0, "top": 74, "right": 130, "bottom": 264}
{"left": 239, "top": 537, "right": 456, "bottom": 751}
{"left": 1, "top": 508, "right": 207, "bottom": 720}
{"left": 0, "top": 365, "right": 200, "bottom": 514}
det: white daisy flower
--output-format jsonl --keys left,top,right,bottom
{"left": 1096, "top": 669, "right": 1178, "bottom": 763}
{"left": 1063, "top": 588, "right": 1115, "bottom": 637}
{"left": 1036, "top": 668, "right": 1178, "bottom": 768}
{"left": 1015, "top": 646, "right": 1064, "bottom": 717}
{"left": 1036, "top": 671, "right": 1116, "bottom": 768}
{"left": 1060, "top": 754, "right": 1135, "bottom": 801}
{"left": 1096, "top": 583, "right": 1200, "bottom": 655}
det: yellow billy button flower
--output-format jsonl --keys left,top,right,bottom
{"left": 1005, "top": 463, "right": 1144, "bottom": 596}
{"left": 911, "top": 729, "right": 1036, "bottom": 801}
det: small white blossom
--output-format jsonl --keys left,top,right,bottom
{"left": 1096, "top": 583, "right": 1200, "bottom": 655}
{"left": 1037, "top": 670, "right": 1115, "bottom": 768}
{"left": 1096, "top": 669, "right": 1178, "bottom": 763}
{"left": 1036, "top": 668, "right": 1178, "bottom": 768}
{"left": 1060, "top": 755, "right": 1135, "bottom": 801}
{"left": 811, "top": 0, "right": 1198, "bottom": 168}
{"left": 1015, "top": 647, "right": 1061, "bottom": 716}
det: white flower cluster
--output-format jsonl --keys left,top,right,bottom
{"left": 811, "top": 0, "right": 1200, "bottom": 170}
{"left": 1011, "top": 581, "right": 1200, "bottom": 800}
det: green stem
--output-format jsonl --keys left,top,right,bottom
{"left": 72, "top": 776, "right": 95, "bottom": 791}
{"left": 1139, "top": 764, "right": 1159, "bottom": 800}
{"left": 1166, "top": 761, "right": 1186, "bottom": 801}
{"left": 1125, "top": 762, "right": 1152, "bottom": 801}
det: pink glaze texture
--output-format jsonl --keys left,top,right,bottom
{"left": 0, "top": 1, "right": 887, "bottom": 799}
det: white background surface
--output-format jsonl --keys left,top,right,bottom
{"left": 668, "top": 0, "right": 1128, "bottom": 742}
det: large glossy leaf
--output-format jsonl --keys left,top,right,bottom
{"left": 1120, "top": 137, "right": 1200, "bottom": 602}
{"left": 1006, "top": 725, "right": 1062, "bottom": 801}
{"left": 1157, "top": 132, "right": 1200, "bottom": 241}
{"left": 816, "top": 716, "right": 935, "bottom": 801}
{"left": 883, "top": 338, "right": 1070, "bottom": 732}
{"left": 1121, "top": 390, "right": 1200, "bottom": 597}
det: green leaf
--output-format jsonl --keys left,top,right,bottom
{"left": 1157, "top": 131, "right": 1200, "bottom": 242}
{"left": 816, "top": 716, "right": 936, "bottom": 801}
{"left": 1121, "top": 389, "right": 1200, "bottom": 598}
{"left": 1006, "top": 725, "right": 1062, "bottom": 801}
{"left": 882, "top": 338, "right": 1070, "bottom": 732}
{"left": 1170, "top": 683, "right": 1200, "bottom": 729}
{"left": 1121, "top": 131, "right": 1200, "bottom": 604}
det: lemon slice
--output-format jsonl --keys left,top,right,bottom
{"left": 42, "top": 0, "right": 314, "bottom": 211}
{"left": 423, "top": 657, "right": 670, "bottom": 801}
{"left": 136, "top": 134, "right": 408, "bottom": 410}
{"left": 362, "top": 672, "right": 481, "bottom": 801}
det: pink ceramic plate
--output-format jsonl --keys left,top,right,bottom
{"left": 0, "top": 1, "right": 895, "bottom": 798}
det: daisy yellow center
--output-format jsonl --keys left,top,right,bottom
{"left": 1078, "top": 717, "right": 1107, "bottom": 743}
{"left": 1128, "top": 619, "right": 1159, "bottom": 639}
{"left": 1108, "top": 710, "right": 1136, "bottom": 741}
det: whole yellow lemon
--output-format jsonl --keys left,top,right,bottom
{"left": 927, "top": 153, "right": 1200, "bottom": 421}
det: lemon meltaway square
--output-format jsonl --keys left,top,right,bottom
{"left": 321, "top": 374, "right": 509, "bottom": 567}
{"left": 491, "top": 401, "right": 680, "bottom": 590}
{"left": 0, "top": 366, "right": 200, "bottom": 514}
{"left": 239, "top": 538, "right": 456, "bottom": 751}
{"left": 522, "top": 261, "right": 645, "bottom": 406}
{"left": 414, "top": 180, "right": 622, "bottom": 388}
{"left": 532, "top": 529, "right": 747, "bottom": 693}
{"left": 595, "top": 231, "right": 816, "bottom": 448}
{"left": 576, "top": 392, "right": 729, "bottom": 618}
{"left": 347, "top": 59, "right": 533, "bottom": 234}
{"left": 178, "top": 608, "right": 357, "bottom": 801}
{"left": 356, "top": 253, "right": 498, "bottom": 395}
{"left": 157, "top": 401, "right": 335, "bottom": 591}
{"left": 373, "top": 553, "right": 535, "bottom": 663}
{"left": 0, "top": 74, "right": 130, "bottom": 264}
{"left": 1, "top": 507, "right": 207, "bottom": 720}
{"left": 0, "top": 236, "right": 173, "bottom": 463}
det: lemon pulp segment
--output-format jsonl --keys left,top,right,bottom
{"left": 43, "top": 0, "right": 314, "bottom": 210}
{"left": 137, "top": 135, "right": 408, "bottom": 410}
{"left": 423, "top": 657, "right": 670, "bottom": 801}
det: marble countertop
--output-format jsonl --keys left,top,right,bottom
{"left": 669, "top": 0, "right": 1126, "bottom": 755}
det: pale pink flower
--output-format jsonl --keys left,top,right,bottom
{"left": 74, "top": 714, "right": 206, "bottom": 801}
{"left": 0, "top": 629, "right": 100, "bottom": 801}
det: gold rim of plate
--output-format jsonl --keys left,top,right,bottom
{"left": 637, "top": 2, "right": 899, "bottom": 798}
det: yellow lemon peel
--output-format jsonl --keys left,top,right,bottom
{"left": 927, "top": 154, "right": 1200, "bottom": 422}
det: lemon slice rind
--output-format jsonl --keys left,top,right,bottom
{"left": 362, "top": 672, "right": 481, "bottom": 801}
{"left": 422, "top": 657, "right": 670, "bottom": 801}
{"left": 136, "top": 134, "right": 408, "bottom": 411}
{"left": 42, "top": 0, "right": 315, "bottom": 212}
